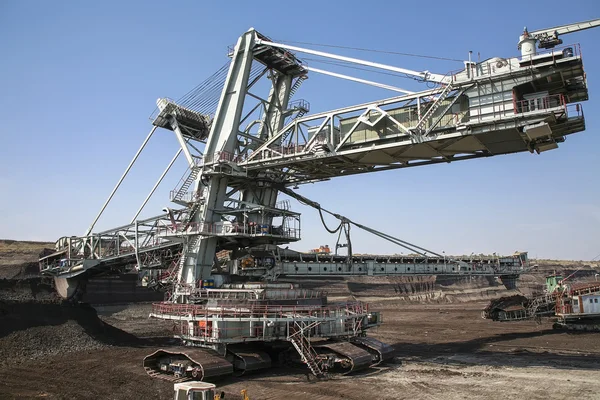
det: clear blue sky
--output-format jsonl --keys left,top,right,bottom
{"left": 1, "top": 1, "right": 599, "bottom": 260}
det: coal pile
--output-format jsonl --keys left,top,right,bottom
{"left": 0, "top": 277, "right": 58, "bottom": 302}
{"left": 0, "top": 280, "right": 140, "bottom": 367}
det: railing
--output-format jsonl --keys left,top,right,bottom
{"left": 514, "top": 94, "right": 566, "bottom": 114}
{"left": 151, "top": 301, "right": 369, "bottom": 318}
{"left": 566, "top": 103, "right": 584, "bottom": 120}
{"left": 449, "top": 43, "right": 582, "bottom": 83}
{"left": 288, "top": 99, "right": 310, "bottom": 113}
{"left": 202, "top": 144, "right": 311, "bottom": 167}
{"left": 156, "top": 221, "right": 300, "bottom": 240}
{"left": 203, "top": 151, "right": 245, "bottom": 164}
{"left": 182, "top": 288, "right": 329, "bottom": 301}
{"left": 169, "top": 190, "right": 203, "bottom": 203}
{"left": 155, "top": 301, "right": 371, "bottom": 343}
{"left": 174, "top": 322, "right": 324, "bottom": 343}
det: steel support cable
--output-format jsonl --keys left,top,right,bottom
{"left": 185, "top": 63, "right": 263, "bottom": 111}
{"left": 187, "top": 87, "right": 225, "bottom": 112}
{"left": 179, "top": 75, "right": 225, "bottom": 108}
{"left": 277, "top": 40, "right": 464, "bottom": 62}
{"left": 181, "top": 83, "right": 227, "bottom": 115}
{"left": 189, "top": 66, "right": 229, "bottom": 96}
{"left": 349, "top": 222, "right": 434, "bottom": 257}
{"left": 303, "top": 57, "right": 416, "bottom": 81}
{"left": 85, "top": 126, "right": 157, "bottom": 236}
{"left": 351, "top": 220, "right": 444, "bottom": 257}
{"left": 185, "top": 72, "right": 230, "bottom": 110}
{"left": 188, "top": 70, "right": 266, "bottom": 116}
{"left": 178, "top": 62, "right": 230, "bottom": 105}
{"left": 182, "top": 68, "right": 230, "bottom": 110}
{"left": 189, "top": 75, "right": 231, "bottom": 110}
{"left": 324, "top": 209, "right": 425, "bottom": 255}
{"left": 179, "top": 63, "right": 229, "bottom": 102}
{"left": 185, "top": 62, "right": 264, "bottom": 115}
{"left": 280, "top": 186, "right": 444, "bottom": 258}
{"left": 130, "top": 148, "right": 183, "bottom": 224}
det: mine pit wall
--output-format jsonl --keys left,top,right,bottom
{"left": 285, "top": 275, "right": 517, "bottom": 303}
{"left": 284, "top": 267, "right": 600, "bottom": 303}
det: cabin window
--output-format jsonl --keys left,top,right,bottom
{"left": 590, "top": 299, "right": 594, "bottom": 304}
{"left": 573, "top": 299, "right": 578, "bottom": 305}
{"left": 595, "top": 299, "right": 598, "bottom": 303}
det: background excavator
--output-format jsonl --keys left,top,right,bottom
{"left": 482, "top": 272, "right": 600, "bottom": 331}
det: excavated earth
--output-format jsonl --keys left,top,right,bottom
{"left": 1, "top": 240, "right": 600, "bottom": 399}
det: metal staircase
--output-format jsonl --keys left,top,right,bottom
{"left": 289, "top": 75, "right": 307, "bottom": 99}
{"left": 171, "top": 167, "right": 202, "bottom": 205}
{"left": 282, "top": 100, "right": 310, "bottom": 143}
{"left": 413, "top": 83, "right": 454, "bottom": 133}
{"left": 161, "top": 235, "right": 200, "bottom": 286}
{"left": 288, "top": 321, "right": 326, "bottom": 378}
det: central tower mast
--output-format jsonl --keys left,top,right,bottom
{"left": 172, "top": 29, "right": 307, "bottom": 298}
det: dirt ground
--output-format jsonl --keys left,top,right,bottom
{"left": 1, "top": 240, "right": 599, "bottom": 399}
{"left": 1, "top": 301, "right": 599, "bottom": 400}
{"left": 0, "top": 240, "right": 52, "bottom": 279}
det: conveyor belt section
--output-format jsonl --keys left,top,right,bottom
{"left": 40, "top": 241, "right": 182, "bottom": 279}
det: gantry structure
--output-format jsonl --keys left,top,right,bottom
{"left": 38, "top": 19, "right": 598, "bottom": 379}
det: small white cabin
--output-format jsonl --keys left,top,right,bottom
{"left": 573, "top": 294, "right": 600, "bottom": 314}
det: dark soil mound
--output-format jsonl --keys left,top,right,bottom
{"left": 0, "top": 301, "right": 140, "bottom": 366}
{"left": 0, "top": 277, "right": 57, "bottom": 302}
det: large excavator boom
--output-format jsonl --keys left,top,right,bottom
{"left": 529, "top": 18, "right": 600, "bottom": 39}
{"left": 519, "top": 18, "right": 600, "bottom": 55}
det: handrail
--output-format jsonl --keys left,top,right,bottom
{"left": 151, "top": 301, "right": 369, "bottom": 317}
{"left": 156, "top": 221, "right": 300, "bottom": 239}
{"left": 514, "top": 93, "right": 566, "bottom": 114}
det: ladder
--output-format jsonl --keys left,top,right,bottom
{"left": 288, "top": 321, "right": 326, "bottom": 378}
{"left": 413, "top": 83, "right": 454, "bottom": 133}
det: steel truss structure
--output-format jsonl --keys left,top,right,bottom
{"left": 41, "top": 30, "right": 590, "bottom": 284}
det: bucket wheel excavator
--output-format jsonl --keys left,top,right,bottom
{"left": 40, "top": 19, "right": 599, "bottom": 380}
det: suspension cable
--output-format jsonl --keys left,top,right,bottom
{"left": 280, "top": 186, "right": 450, "bottom": 259}
{"left": 278, "top": 40, "right": 464, "bottom": 62}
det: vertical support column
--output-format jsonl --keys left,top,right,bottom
{"left": 134, "top": 220, "right": 140, "bottom": 270}
{"left": 179, "top": 29, "right": 258, "bottom": 287}
{"left": 171, "top": 120, "right": 195, "bottom": 168}
{"left": 242, "top": 72, "right": 293, "bottom": 212}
